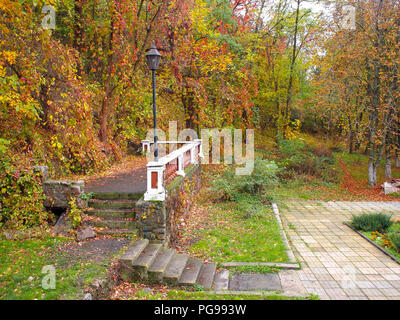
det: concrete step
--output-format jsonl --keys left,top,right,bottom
{"left": 118, "top": 239, "right": 149, "bottom": 281}
{"left": 95, "top": 228, "right": 138, "bottom": 236}
{"left": 85, "top": 208, "right": 136, "bottom": 219}
{"left": 91, "top": 192, "right": 143, "bottom": 201}
{"left": 163, "top": 254, "right": 189, "bottom": 285}
{"left": 88, "top": 199, "right": 137, "bottom": 209}
{"left": 213, "top": 269, "right": 230, "bottom": 291}
{"left": 91, "top": 218, "right": 137, "bottom": 230}
{"left": 178, "top": 258, "right": 203, "bottom": 286}
{"left": 148, "top": 248, "right": 176, "bottom": 283}
{"left": 119, "top": 239, "right": 149, "bottom": 264}
{"left": 196, "top": 262, "right": 217, "bottom": 289}
{"left": 132, "top": 243, "right": 162, "bottom": 280}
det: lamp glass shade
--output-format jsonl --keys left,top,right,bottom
{"left": 145, "top": 42, "right": 162, "bottom": 70}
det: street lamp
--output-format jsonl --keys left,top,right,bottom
{"left": 145, "top": 40, "right": 162, "bottom": 161}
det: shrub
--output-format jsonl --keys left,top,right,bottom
{"left": 350, "top": 213, "right": 393, "bottom": 233}
{"left": 212, "top": 158, "right": 279, "bottom": 201}
{"left": 276, "top": 137, "right": 337, "bottom": 182}
{"left": 68, "top": 198, "right": 82, "bottom": 229}
{"left": 0, "top": 158, "right": 50, "bottom": 229}
{"left": 312, "top": 145, "right": 333, "bottom": 161}
{"left": 389, "top": 232, "right": 400, "bottom": 251}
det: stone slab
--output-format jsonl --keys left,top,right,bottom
{"left": 228, "top": 273, "right": 282, "bottom": 291}
{"left": 213, "top": 270, "right": 229, "bottom": 291}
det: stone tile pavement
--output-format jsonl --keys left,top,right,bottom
{"left": 279, "top": 201, "right": 400, "bottom": 300}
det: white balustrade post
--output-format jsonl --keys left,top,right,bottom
{"left": 190, "top": 143, "right": 195, "bottom": 164}
{"left": 144, "top": 162, "right": 166, "bottom": 201}
{"left": 141, "top": 140, "right": 151, "bottom": 154}
{"left": 194, "top": 139, "right": 204, "bottom": 159}
{"left": 176, "top": 154, "right": 185, "bottom": 177}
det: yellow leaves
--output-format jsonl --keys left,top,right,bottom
{"left": 0, "top": 0, "right": 21, "bottom": 15}
{"left": 190, "top": 0, "right": 219, "bottom": 39}
{"left": 1, "top": 50, "right": 17, "bottom": 64}
{"left": 0, "top": 65, "right": 6, "bottom": 78}
{"left": 51, "top": 137, "right": 62, "bottom": 150}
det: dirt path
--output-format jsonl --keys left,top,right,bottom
{"left": 338, "top": 158, "right": 394, "bottom": 201}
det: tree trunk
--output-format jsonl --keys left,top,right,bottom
{"left": 283, "top": 0, "right": 300, "bottom": 138}
{"left": 396, "top": 135, "right": 400, "bottom": 167}
{"left": 98, "top": 9, "right": 114, "bottom": 143}
{"left": 368, "top": 158, "right": 377, "bottom": 186}
{"left": 73, "top": 0, "right": 84, "bottom": 76}
{"left": 182, "top": 87, "right": 196, "bottom": 130}
{"left": 348, "top": 121, "right": 354, "bottom": 154}
{"left": 385, "top": 153, "right": 392, "bottom": 179}
{"left": 349, "top": 131, "right": 354, "bottom": 154}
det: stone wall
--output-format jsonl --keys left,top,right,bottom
{"left": 33, "top": 165, "right": 86, "bottom": 209}
{"left": 135, "top": 164, "right": 201, "bottom": 245}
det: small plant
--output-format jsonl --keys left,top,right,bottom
{"left": 68, "top": 197, "right": 82, "bottom": 229}
{"left": 80, "top": 192, "right": 94, "bottom": 201}
{"left": 211, "top": 158, "right": 279, "bottom": 201}
{"left": 350, "top": 213, "right": 393, "bottom": 233}
{"left": 389, "top": 232, "right": 400, "bottom": 251}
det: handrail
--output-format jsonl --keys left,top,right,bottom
{"left": 141, "top": 140, "right": 192, "bottom": 154}
{"left": 143, "top": 139, "right": 203, "bottom": 201}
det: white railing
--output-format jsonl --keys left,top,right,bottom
{"left": 141, "top": 139, "right": 203, "bottom": 201}
{"left": 141, "top": 140, "right": 193, "bottom": 154}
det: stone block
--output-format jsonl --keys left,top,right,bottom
{"left": 43, "top": 179, "right": 86, "bottom": 209}
{"left": 32, "top": 165, "right": 49, "bottom": 181}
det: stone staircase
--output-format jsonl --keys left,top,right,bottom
{"left": 119, "top": 239, "right": 228, "bottom": 289}
{"left": 84, "top": 192, "right": 142, "bottom": 236}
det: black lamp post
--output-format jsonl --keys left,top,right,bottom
{"left": 145, "top": 41, "right": 162, "bottom": 162}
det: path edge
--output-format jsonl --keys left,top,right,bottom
{"left": 271, "top": 203, "right": 297, "bottom": 263}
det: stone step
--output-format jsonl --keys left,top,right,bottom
{"left": 91, "top": 192, "right": 143, "bottom": 201}
{"left": 163, "top": 254, "right": 189, "bottom": 285}
{"left": 148, "top": 248, "right": 176, "bottom": 283}
{"left": 132, "top": 243, "right": 162, "bottom": 280}
{"left": 213, "top": 269, "right": 230, "bottom": 291}
{"left": 196, "top": 262, "right": 217, "bottom": 289}
{"left": 91, "top": 218, "right": 137, "bottom": 230}
{"left": 178, "top": 258, "right": 203, "bottom": 286}
{"left": 95, "top": 228, "right": 138, "bottom": 236}
{"left": 119, "top": 239, "right": 149, "bottom": 264}
{"left": 119, "top": 239, "right": 149, "bottom": 281}
{"left": 88, "top": 199, "right": 137, "bottom": 209}
{"left": 85, "top": 208, "right": 136, "bottom": 219}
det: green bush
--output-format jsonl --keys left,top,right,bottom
{"left": 389, "top": 232, "right": 400, "bottom": 251}
{"left": 212, "top": 158, "right": 279, "bottom": 201}
{"left": 388, "top": 232, "right": 400, "bottom": 251}
{"left": 0, "top": 158, "right": 50, "bottom": 229}
{"left": 350, "top": 213, "right": 393, "bottom": 233}
{"left": 276, "top": 137, "right": 337, "bottom": 183}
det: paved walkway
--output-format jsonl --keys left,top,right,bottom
{"left": 86, "top": 167, "right": 146, "bottom": 194}
{"left": 280, "top": 201, "right": 400, "bottom": 300}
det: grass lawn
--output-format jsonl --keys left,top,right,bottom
{"left": 0, "top": 234, "right": 115, "bottom": 300}
{"left": 181, "top": 195, "right": 288, "bottom": 263}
